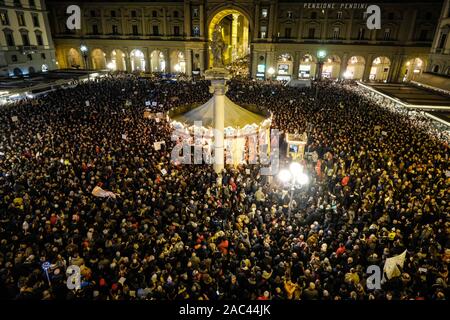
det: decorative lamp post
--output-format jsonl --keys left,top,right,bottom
{"left": 267, "top": 67, "right": 275, "bottom": 80}
{"left": 80, "top": 45, "right": 89, "bottom": 69}
{"left": 278, "top": 162, "right": 309, "bottom": 221}
{"left": 316, "top": 50, "right": 327, "bottom": 81}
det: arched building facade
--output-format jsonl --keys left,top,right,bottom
{"left": 49, "top": 0, "right": 441, "bottom": 82}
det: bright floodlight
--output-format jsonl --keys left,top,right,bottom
{"left": 289, "top": 162, "right": 302, "bottom": 176}
{"left": 268, "top": 67, "right": 275, "bottom": 75}
{"left": 278, "top": 169, "right": 292, "bottom": 183}
{"left": 343, "top": 70, "right": 352, "bottom": 79}
{"left": 174, "top": 64, "right": 181, "bottom": 72}
{"left": 297, "top": 173, "right": 309, "bottom": 185}
{"left": 317, "top": 50, "right": 327, "bottom": 59}
{"left": 107, "top": 62, "right": 115, "bottom": 70}
{"left": 80, "top": 45, "right": 88, "bottom": 52}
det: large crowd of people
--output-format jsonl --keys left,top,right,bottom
{"left": 0, "top": 73, "right": 448, "bottom": 300}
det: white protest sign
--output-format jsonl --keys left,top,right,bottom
{"left": 154, "top": 141, "right": 165, "bottom": 150}
{"left": 11, "top": 116, "right": 18, "bottom": 122}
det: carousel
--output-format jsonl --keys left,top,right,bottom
{"left": 168, "top": 94, "right": 272, "bottom": 167}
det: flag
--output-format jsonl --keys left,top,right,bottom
{"left": 383, "top": 250, "right": 407, "bottom": 280}
{"left": 92, "top": 186, "right": 119, "bottom": 199}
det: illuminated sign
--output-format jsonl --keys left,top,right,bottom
{"left": 303, "top": 3, "right": 368, "bottom": 9}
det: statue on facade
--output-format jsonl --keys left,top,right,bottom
{"left": 210, "top": 25, "right": 226, "bottom": 68}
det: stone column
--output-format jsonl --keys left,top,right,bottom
{"left": 185, "top": 48, "right": 192, "bottom": 75}
{"left": 293, "top": 52, "right": 301, "bottom": 79}
{"left": 254, "top": 3, "right": 260, "bottom": 42}
{"left": 144, "top": 48, "right": 150, "bottom": 72}
{"left": 141, "top": 8, "right": 146, "bottom": 36}
{"left": 199, "top": 4, "right": 205, "bottom": 39}
{"left": 252, "top": 50, "right": 259, "bottom": 78}
{"left": 362, "top": 54, "right": 373, "bottom": 81}
{"left": 406, "top": 9, "right": 418, "bottom": 42}
{"left": 212, "top": 80, "right": 226, "bottom": 173}
{"left": 340, "top": 53, "right": 348, "bottom": 79}
{"left": 184, "top": 1, "right": 191, "bottom": 38}
{"left": 205, "top": 69, "right": 231, "bottom": 174}
{"left": 124, "top": 49, "right": 132, "bottom": 71}
{"left": 199, "top": 49, "right": 207, "bottom": 74}
{"left": 164, "top": 48, "right": 171, "bottom": 73}
{"left": 346, "top": 11, "right": 354, "bottom": 42}
{"left": 387, "top": 54, "right": 398, "bottom": 82}
{"left": 162, "top": 8, "right": 167, "bottom": 36}
{"left": 231, "top": 14, "right": 239, "bottom": 60}
{"left": 391, "top": 54, "right": 406, "bottom": 82}
{"left": 268, "top": 2, "right": 275, "bottom": 41}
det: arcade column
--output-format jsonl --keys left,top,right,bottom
{"left": 185, "top": 49, "right": 192, "bottom": 76}
{"left": 340, "top": 53, "right": 348, "bottom": 79}
{"left": 124, "top": 50, "right": 132, "bottom": 72}
{"left": 362, "top": 54, "right": 374, "bottom": 81}
{"left": 293, "top": 52, "right": 301, "bottom": 79}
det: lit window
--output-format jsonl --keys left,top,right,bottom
{"left": 261, "top": 8, "right": 268, "bottom": 18}
{"left": 193, "top": 25, "right": 200, "bottom": 37}
{"left": 0, "top": 11, "right": 9, "bottom": 25}
{"left": 17, "top": 12, "right": 26, "bottom": 26}
{"left": 358, "top": 28, "right": 365, "bottom": 40}
{"left": 260, "top": 25, "right": 267, "bottom": 38}
{"left": 333, "top": 27, "right": 340, "bottom": 39}
{"left": 384, "top": 28, "right": 391, "bottom": 40}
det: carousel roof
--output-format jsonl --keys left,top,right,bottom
{"left": 172, "top": 96, "right": 267, "bottom": 128}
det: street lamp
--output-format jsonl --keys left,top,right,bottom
{"left": 107, "top": 62, "right": 116, "bottom": 71}
{"left": 278, "top": 162, "right": 309, "bottom": 221}
{"left": 316, "top": 49, "right": 327, "bottom": 81}
{"left": 267, "top": 67, "right": 275, "bottom": 80}
{"left": 80, "top": 45, "right": 88, "bottom": 69}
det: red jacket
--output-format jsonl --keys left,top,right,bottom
{"left": 336, "top": 246, "right": 346, "bottom": 256}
